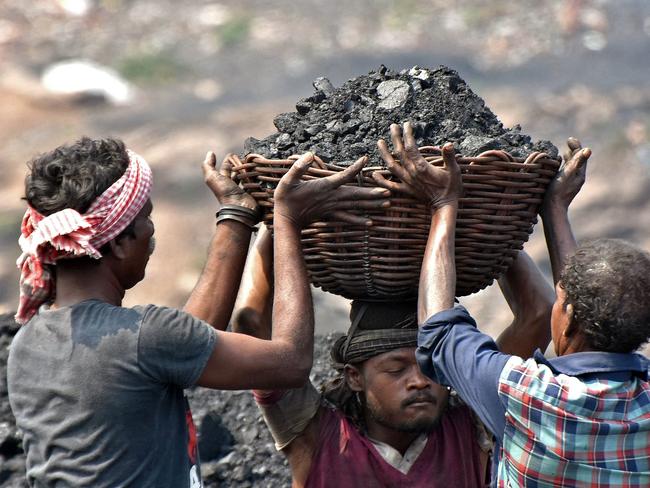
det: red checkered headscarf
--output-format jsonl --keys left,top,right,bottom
{"left": 15, "top": 149, "right": 153, "bottom": 324}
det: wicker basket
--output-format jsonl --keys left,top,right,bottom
{"left": 230, "top": 147, "right": 560, "bottom": 299}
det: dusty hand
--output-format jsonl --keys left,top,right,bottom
{"left": 202, "top": 152, "right": 258, "bottom": 212}
{"left": 373, "top": 122, "right": 462, "bottom": 210}
{"left": 542, "top": 138, "right": 591, "bottom": 213}
{"left": 274, "top": 152, "right": 391, "bottom": 228}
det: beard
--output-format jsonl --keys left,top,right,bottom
{"left": 365, "top": 393, "right": 445, "bottom": 434}
{"left": 147, "top": 236, "right": 156, "bottom": 256}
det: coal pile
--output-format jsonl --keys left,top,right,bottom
{"left": 0, "top": 312, "right": 339, "bottom": 487}
{"left": 245, "top": 65, "right": 557, "bottom": 166}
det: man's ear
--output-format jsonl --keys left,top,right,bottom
{"left": 344, "top": 364, "right": 364, "bottom": 392}
{"left": 107, "top": 237, "right": 128, "bottom": 260}
{"left": 562, "top": 302, "right": 577, "bottom": 337}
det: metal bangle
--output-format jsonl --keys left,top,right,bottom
{"left": 216, "top": 204, "right": 262, "bottom": 224}
{"left": 216, "top": 214, "right": 259, "bottom": 232}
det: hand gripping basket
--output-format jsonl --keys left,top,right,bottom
{"left": 230, "top": 147, "right": 560, "bottom": 299}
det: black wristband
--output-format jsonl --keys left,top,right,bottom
{"left": 216, "top": 213, "right": 259, "bottom": 232}
{"left": 216, "top": 204, "right": 262, "bottom": 224}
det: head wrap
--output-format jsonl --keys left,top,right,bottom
{"left": 323, "top": 301, "right": 419, "bottom": 428}
{"left": 15, "top": 149, "right": 153, "bottom": 324}
{"left": 330, "top": 300, "right": 418, "bottom": 368}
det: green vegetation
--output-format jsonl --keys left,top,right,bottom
{"left": 216, "top": 15, "right": 251, "bottom": 47}
{"left": 117, "top": 51, "right": 186, "bottom": 84}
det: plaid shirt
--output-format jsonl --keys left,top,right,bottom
{"left": 498, "top": 354, "right": 650, "bottom": 487}
{"left": 416, "top": 306, "right": 650, "bottom": 487}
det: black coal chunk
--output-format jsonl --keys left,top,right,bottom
{"left": 244, "top": 65, "right": 558, "bottom": 165}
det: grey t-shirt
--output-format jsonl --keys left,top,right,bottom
{"left": 7, "top": 300, "right": 216, "bottom": 487}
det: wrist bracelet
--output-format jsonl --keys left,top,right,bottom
{"left": 217, "top": 204, "right": 262, "bottom": 224}
{"left": 216, "top": 213, "right": 259, "bottom": 232}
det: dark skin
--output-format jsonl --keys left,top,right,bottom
{"left": 393, "top": 124, "right": 592, "bottom": 356}
{"left": 540, "top": 139, "right": 594, "bottom": 355}
{"left": 232, "top": 129, "right": 554, "bottom": 484}
{"left": 374, "top": 123, "right": 461, "bottom": 322}
{"left": 52, "top": 150, "right": 390, "bottom": 391}
{"left": 344, "top": 347, "right": 449, "bottom": 455}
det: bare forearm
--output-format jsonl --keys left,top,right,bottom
{"left": 232, "top": 226, "right": 273, "bottom": 339}
{"left": 541, "top": 204, "right": 577, "bottom": 284}
{"left": 272, "top": 215, "right": 314, "bottom": 371}
{"left": 184, "top": 221, "right": 253, "bottom": 330}
{"left": 418, "top": 204, "right": 457, "bottom": 324}
{"left": 496, "top": 251, "right": 554, "bottom": 356}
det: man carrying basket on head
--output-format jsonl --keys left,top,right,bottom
{"left": 232, "top": 123, "right": 558, "bottom": 486}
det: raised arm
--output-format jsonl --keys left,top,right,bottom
{"left": 183, "top": 152, "right": 260, "bottom": 330}
{"left": 231, "top": 224, "right": 273, "bottom": 338}
{"left": 232, "top": 223, "right": 325, "bottom": 485}
{"left": 540, "top": 138, "right": 591, "bottom": 284}
{"left": 373, "top": 122, "right": 462, "bottom": 322}
{"left": 196, "top": 153, "right": 391, "bottom": 390}
{"left": 496, "top": 251, "right": 554, "bottom": 357}
{"left": 375, "top": 123, "right": 509, "bottom": 439}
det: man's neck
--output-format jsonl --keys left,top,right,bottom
{"left": 53, "top": 261, "right": 125, "bottom": 308}
{"left": 365, "top": 419, "right": 422, "bottom": 456}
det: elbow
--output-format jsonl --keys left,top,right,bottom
{"left": 291, "top": 355, "right": 313, "bottom": 386}
{"left": 232, "top": 307, "right": 266, "bottom": 337}
{"left": 279, "top": 354, "right": 312, "bottom": 388}
{"left": 284, "top": 367, "right": 311, "bottom": 388}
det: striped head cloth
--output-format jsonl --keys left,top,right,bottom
{"left": 15, "top": 149, "right": 153, "bottom": 324}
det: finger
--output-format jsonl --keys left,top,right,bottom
{"left": 283, "top": 152, "right": 315, "bottom": 182}
{"left": 219, "top": 155, "right": 234, "bottom": 178}
{"left": 568, "top": 147, "right": 591, "bottom": 171}
{"left": 390, "top": 123, "right": 405, "bottom": 156}
{"left": 567, "top": 137, "right": 582, "bottom": 153}
{"left": 574, "top": 148, "right": 591, "bottom": 170}
{"left": 563, "top": 137, "right": 583, "bottom": 162}
{"left": 377, "top": 139, "right": 397, "bottom": 166}
{"left": 327, "top": 210, "right": 373, "bottom": 227}
{"left": 202, "top": 151, "right": 217, "bottom": 178}
{"left": 329, "top": 199, "right": 391, "bottom": 210}
{"left": 441, "top": 143, "right": 459, "bottom": 171}
{"left": 371, "top": 172, "right": 412, "bottom": 194}
{"left": 326, "top": 156, "right": 368, "bottom": 187}
{"left": 403, "top": 121, "right": 419, "bottom": 152}
{"left": 335, "top": 185, "right": 391, "bottom": 200}
{"left": 402, "top": 122, "right": 424, "bottom": 173}
{"left": 378, "top": 140, "right": 409, "bottom": 181}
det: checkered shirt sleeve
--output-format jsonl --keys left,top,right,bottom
{"left": 496, "top": 356, "right": 650, "bottom": 487}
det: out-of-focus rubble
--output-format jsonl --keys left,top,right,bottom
{"left": 41, "top": 60, "right": 134, "bottom": 105}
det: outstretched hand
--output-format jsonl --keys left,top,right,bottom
{"left": 373, "top": 122, "right": 462, "bottom": 210}
{"left": 274, "top": 152, "right": 391, "bottom": 228}
{"left": 542, "top": 138, "right": 591, "bottom": 213}
{"left": 202, "top": 151, "right": 259, "bottom": 212}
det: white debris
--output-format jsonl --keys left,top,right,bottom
{"left": 41, "top": 60, "right": 134, "bottom": 105}
{"left": 193, "top": 79, "right": 222, "bottom": 101}
{"left": 197, "top": 3, "right": 231, "bottom": 27}
{"left": 56, "top": 0, "right": 92, "bottom": 16}
{"left": 376, "top": 79, "right": 409, "bottom": 110}
{"left": 582, "top": 30, "right": 607, "bottom": 51}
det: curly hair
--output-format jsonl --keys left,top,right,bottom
{"left": 560, "top": 238, "right": 650, "bottom": 353}
{"left": 321, "top": 361, "right": 367, "bottom": 432}
{"left": 24, "top": 137, "right": 136, "bottom": 254}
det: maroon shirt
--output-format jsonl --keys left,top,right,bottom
{"left": 305, "top": 405, "right": 485, "bottom": 487}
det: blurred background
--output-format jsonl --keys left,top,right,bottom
{"left": 1, "top": 0, "right": 649, "bottom": 341}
